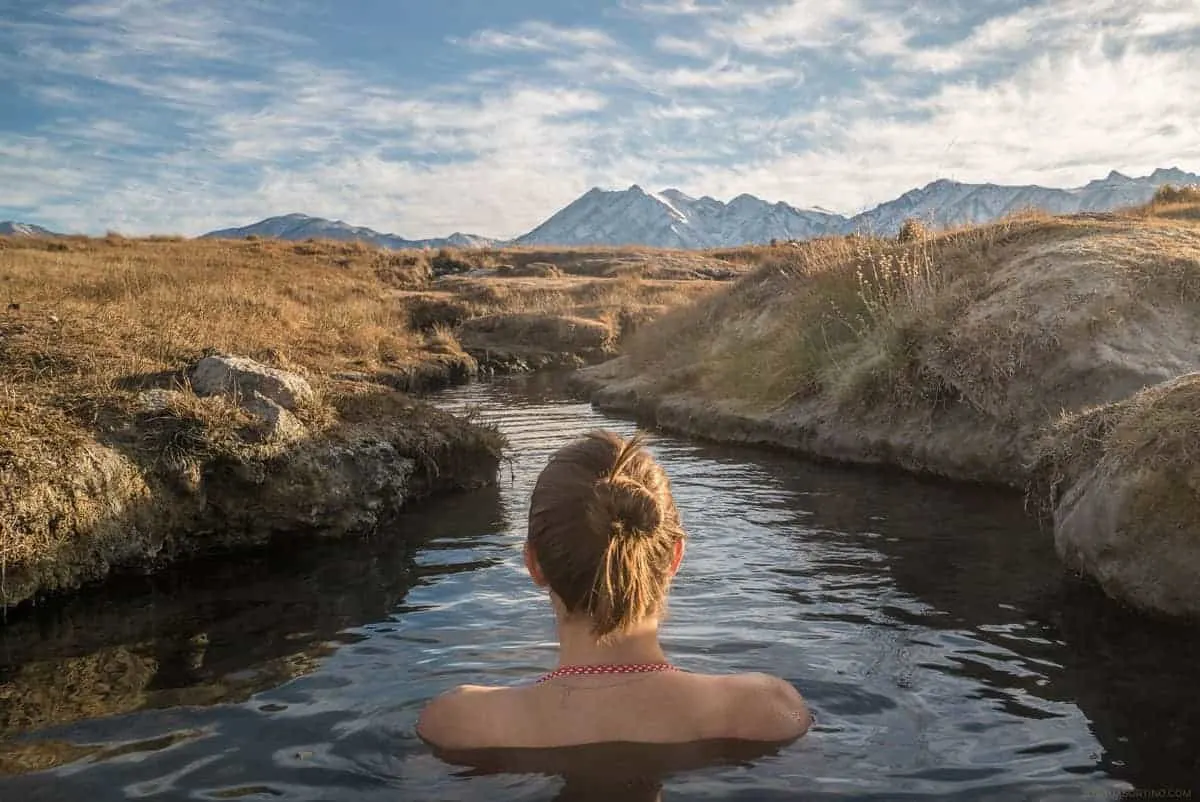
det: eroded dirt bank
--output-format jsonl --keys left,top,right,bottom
{"left": 1, "top": 353, "right": 504, "bottom": 612}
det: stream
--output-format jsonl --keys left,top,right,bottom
{"left": 1, "top": 372, "right": 1197, "bottom": 800}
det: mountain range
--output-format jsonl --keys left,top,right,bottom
{"left": 200, "top": 214, "right": 496, "bottom": 250}
{"left": 4, "top": 167, "right": 1197, "bottom": 250}
{"left": 0, "top": 221, "right": 58, "bottom": 237}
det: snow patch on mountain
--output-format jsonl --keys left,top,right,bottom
{"left": 846, "top": 167, "right": 1200, "bottom": 236}
{"left": 196, "top": 166, "right": 1200, "bottom": 252}
{"left": 514, "top": 185, "right": 849, "bottom": 248}
{"left": 0, "top": 221, "right": 61, "bottom": 237}
{"left": 201, "top": 214, "right": 497, "bottom": 250}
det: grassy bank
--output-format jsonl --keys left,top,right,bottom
{"left": 574, "top": 186, "right": 1200, "bottom": 617}
{"left": 621, "top": 194, "right": 1200, "bottom": 444}
{"left": 0, "top": 235, "right": 732, "bottom": 612}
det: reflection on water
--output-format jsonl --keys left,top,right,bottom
{"left": 1, "top": 371, "right": 1198, "bottom": 800}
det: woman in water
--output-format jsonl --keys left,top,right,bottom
{"left": 417, "top": 429, "right": 811, "bottom": 751}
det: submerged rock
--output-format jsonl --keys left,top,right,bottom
{"left": 1036, "top": 374, "right": 1200, "bottom": 619}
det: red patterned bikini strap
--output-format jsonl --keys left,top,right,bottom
{"left": 536, "top": 662, "right": 679, "bottom": 684}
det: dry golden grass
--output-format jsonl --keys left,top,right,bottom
{"left": 1128, "top": 184, "right": 1200, "bottom": 222}
{"left": 401, "top": 273, "right": 718, "bottom": 346}
{"left": 0, "top": 236, "right": 723, "bottom": 417}
{"left": 0, "top": 237, "right": 723, "bottom": 454}
{"left": 0, "top": 236, "right": 435, "bottom": 384}
{"left": 0, "top": 236, "right": 440, "bottom": 517}
{"left": 0, "top": 235, "right": 730, "bottom": 606}
{"left": 468, "top": 245, "right": 749, "bottom": 280}
{"left": 624, "top": 205, "right": 1200, "bottom": 412}
{"left": 1032, "top": 373, "right": 1200, "bottom": 520}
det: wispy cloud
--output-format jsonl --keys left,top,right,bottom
{"left": 712, "top": 0, "right": 865, "bottom": 53}
{"left": 654, "top": 34, "right": 713, "bottom": 58}
{"left": 658, "top": 61, "right": 798, "bottom": 89}
{"left": 622, "top": 0, "right": 724, "bottom": 15}
{"left": 907, "top": 0, "right": 1200, "bottom": 73}
{"left": 455, "top": 21, "right": 617, "bottom": 53}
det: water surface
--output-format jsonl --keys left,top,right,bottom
{"left": 1, "top": 373, "right": 1198, "bottom": 800}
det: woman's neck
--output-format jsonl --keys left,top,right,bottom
{"left": 553, "top": 615, "right": 670, "bottom": 669}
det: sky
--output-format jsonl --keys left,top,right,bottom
{"left": 1, "top": 0, "right": 1199, "bottom": 239}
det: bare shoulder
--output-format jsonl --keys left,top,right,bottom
{"left": 416, "top": 683, "right": 510, "bottom": 751}
{"left": 721, "top": 672, "right": 812, "bottom": 743}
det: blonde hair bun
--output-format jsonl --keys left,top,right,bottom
{"left": 593, "top": 475, "right": 662, "bottom": 538}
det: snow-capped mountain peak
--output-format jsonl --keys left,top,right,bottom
{"left": 189, "top": 166, "right": 1199, "bottom": 251}
{"left": 845, "top": 167, "right": 1200, "bottom": 236}
{"left": 0, "top": 221, "right": 60, "bottom": 237}
{"left": 514, "top": 185, "right": 848, "bottom": 248}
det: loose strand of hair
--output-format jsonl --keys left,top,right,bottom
{"left": 607, "top": 432, "right": 649, "bottom": 481}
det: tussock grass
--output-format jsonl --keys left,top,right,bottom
{"left": 0, "top": 234, "right": 723, "bottom": 481}
{"left": 401, "top": 273, "right": 716, "bottom": 347}
{"left": 0, "top": 234, "right": 728, "bottom": 607}
{"left": 1031, "top": 373, "right": 1200, "bottom": 517}
{"left": 1129, "top": 184, "right": 1200, "bottom": 222}
{"left": 1153, "top": 184, "right": 1200, "bottom": 205}
{"left": 624, "top": 207, "right": 1200, "bottom": 415}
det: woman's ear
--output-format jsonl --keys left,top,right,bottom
{"left": 524, "top": 541, "right": 548, "bottom": 587}
{"left": 669, "top": 538, "right": 686, "bottom": 576}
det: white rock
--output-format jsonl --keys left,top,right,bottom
{"left": 191, "top": 355, "right": 314, "bottom": 412}
{"left": 137, "top": 388, "right": 185, "bottom": 413}
{"left": 242, "top": 391, "right": 308, "bottom": 443}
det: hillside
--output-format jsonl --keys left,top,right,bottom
{"left": 201, "top": 213, "right": 497, "bottom": 250}
{"left": 0, "top": 235, "right": 731, "bottom": 612}
{"left": 573, "top": 186, "right": 1200, "bottom": 619}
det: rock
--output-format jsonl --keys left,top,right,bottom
{"left": 191, "top": 355, "right": 314, "bottom": 412}
{"left": 207, "top": 436, "right": 420, "bottom": 536}
{"left": 1040, "top": 373, "right": 1200, "bottom": 618}
{"left": 136, "top": 388, "right": 185, "bottom": 413}
{"left": 242, "top": 391, "right": 308, "bottom": 443}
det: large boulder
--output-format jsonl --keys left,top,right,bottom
{"left": 190, "top": 354, "right": 315, "bottom": 412}
{"left": 1036, "top": 373, "right": 1200, "bottom": 618}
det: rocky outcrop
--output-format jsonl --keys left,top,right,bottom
{"left": 1, "top": 356, "right": 504, "bottom": 613}
{"left": 1034, "top": 374, "right": 1200, "bottom": 619}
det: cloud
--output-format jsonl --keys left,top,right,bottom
{"left": 906, "top": 0, "right": 1200, "bottom": 73}
{"left": 654, "top": 34, "right": 713, "bottom": 58}
{"left": 712, "top": 0, "right": 864, "bottom": 53}
{"left": 692, "top": 40, "right": 1200, "bottom": 213}
{"left": 4, "top": 0, "right": 1199, "bottom": 240}
{"left": 455, "top": 21, "right": 617, "bottom": 53}
{"left": 645, "top": 103, "right": 720, "bottom": 120}
{"left": 658, "top": 61, "right": 798, "bottom": 89}
{"left": 623, "top": 0, "right": 724, "bottom": 15}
